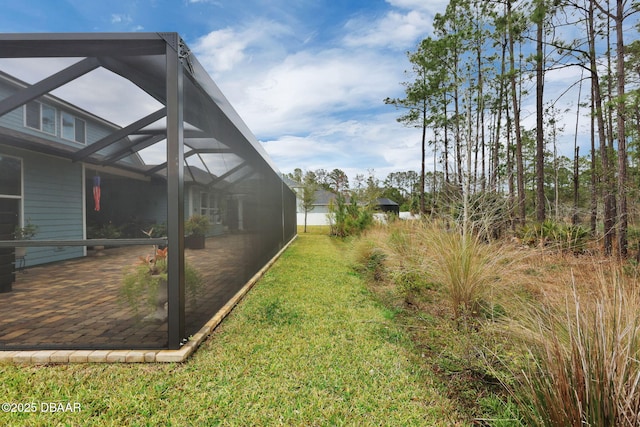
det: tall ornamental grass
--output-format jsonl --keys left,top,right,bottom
{"left": 418, "top": 223, "right": 513, "bottom": 319}
{"left": 507, "top": 269, "right": 640, "bottom": 426}
{"left": 358, "top": 221, "right": 515, "bottom": 320}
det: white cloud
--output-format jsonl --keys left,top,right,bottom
{"left": 192, "top": 19, "right": 292, "bottom": 76}
{"left": 188, "top": 3, "right": 432, "bottom": 181}
{"left": 545, "top": 65, "right": 584, "bottom": 85}
{"left": 262, "top": 114, "right": 423, "bottom": 178}
{"left": 343, "top": 10, "right": 432, "bottom": 49}
{"left": 386, "top": 0, "right": 449, "bottom": 12}
{"left": 191, "top": 17, "right": 408, "bottom": 142}
{"left": 110, "top": 14, "right": 131, "bottom": 24}
{"left": 193, "top": 28, "right": 250, "bottom": 73}
{"left": 235, "top": 49, "right": 403, "bottom": 135}
{"left": 340, "top": 0, "right": 449, "bottom": 49}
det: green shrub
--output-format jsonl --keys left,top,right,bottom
{"left": 518, "top": 220, "right": 589, "bottom": 253}
{"left": 120, "top": 251, "right": 202, "bottom": 319}
{"left": 185, "top": 214, "right": 210, "bottom": 236}
{"left": 329, "top": 193, "right": 373, "bottom": 237}
{"left": 356, "top": 221, "right": 514, "bottom": 320}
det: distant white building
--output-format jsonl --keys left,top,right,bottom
{"left": 283, "top": 177, "right": 402, "bottom": 226}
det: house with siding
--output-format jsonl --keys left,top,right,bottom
{"left": 285, "top": 177, "right": 400, "bottom": 226}
{"left": 0, "top": 67, "right": 253, "bottom": 282}
{"left": 0, "top": 69, "right": 167, "bottom": 271}
{"left": 0, "top": 33, "right": 297, "bottom": 352}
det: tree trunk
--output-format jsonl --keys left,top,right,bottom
{"left": 506, "top": 107, "right": 515, "bottom": 230}
{"left": 588, "top": 0, "right": 613, "bottom": 255}
{"left": 492, "top": 40, "right": 507, "bottom": 192}
{"left": 614, "top": 0, "right": 627, "bottom": 257}
{"left": 590, "top": 90, "right": 597, "bottom": 234}
{"left": 573, "top": 71, "right": 584, "bottom": 226}
{"left": 605, "top": 16, "right": 618, "bottom": 251}
{"left": 443, "top": 91, "right": 450, "bottom": 184}
{"left": 455, "top": 84, "right": 463, "bottom": 187}
{"left": 421, "top": 98, "right": 427, "bottom": 214}
{"left": 535, "top": 0, "right": 546, "bottom": 223}
{"left": 508, "top": 0, "right": 525, "bottom": 225}
{"left": 476, "top": 30, "right": 487, "bottom": 193}
{"left": 573, "top": 146, "right": 579, "bottom": 225}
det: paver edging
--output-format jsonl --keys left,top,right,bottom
{"left": 0, "top": 235, "right": 297, "bottom": 364}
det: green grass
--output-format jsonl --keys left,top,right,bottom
{"left": 297, "top": 224, "right": 331, "bottom": 235}
{"left": 354, "top": 223, "right": 527, "bottom": 423}
{"left": 0, "top": 234, "right": 462, "bottom": 426}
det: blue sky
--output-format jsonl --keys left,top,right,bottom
{"left": 0, "top": 0, "right": 450, "bottom": 182}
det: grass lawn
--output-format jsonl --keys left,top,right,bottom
{"left": 0, "top": 232, "right": 463, "bottom": 426}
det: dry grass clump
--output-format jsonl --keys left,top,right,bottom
{"left": 506, "top": 268, "right": 640, "bottom": 426}
{"left": 355, "top": 219, "right": 640, "bottom": 425}
{"left": 356, "top": 220, "right": 520, "bottom": 320}
{"left": 417, "top": 223, "right": 517, "bottom": 319}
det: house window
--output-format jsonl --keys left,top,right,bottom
{"left": 0, "top": 155, "right": 23, "bottom": 248}
{"left": 61, "top": 112, "right": 86, "bottom": 144}
{"left": 25, "top": 101, "right": 56, "bottom": 135}
{"left": 0, "top": 155, "right": 21, "bottom": 197}
{"left": 200, "top": 192, "right": 219, "bottom": 224}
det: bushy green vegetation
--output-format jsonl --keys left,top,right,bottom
{"left": 353, "top": 221, "right": 521, "bottom": 422}
{"left": 517, "top": 220, "right": 590, "bottom": 253}
{"left": 357, "top": 221, "right": 515, "bottom": 319}
{"left": 0, "top": 232, "right": 463, "bottom": 426}
{"left": 328, "top": 192, "right": 373, "bottom": 237}
{"left": 354, "top": 220, "right": 640, "bottom": 426}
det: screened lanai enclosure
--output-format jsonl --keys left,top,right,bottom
{"left": 0, "top": 33, "right": 297, "bottom": 351}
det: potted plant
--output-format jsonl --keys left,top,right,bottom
{"left": 120, "top": 245, "right": 201, "bottom": 322}
{"left": 185, "top": 214, "right": 210, "bottom": 249}
{"left": 13, "top": 220, "right": 38, "bottom": 258}
{"left": 87, "top": 222, "right": 121, "bottom": 256}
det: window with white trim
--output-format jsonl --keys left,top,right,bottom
{"left": 25, "top": 101, "right": 56, "bottom": 135}
{"left": 200, "top": 192, "right": 220, "bottom": 224}
{"left": 61, "top": 112, "right": 86, "bottom": 144}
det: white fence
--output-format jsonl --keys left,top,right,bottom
{"left": 297, "top": 212, "right": 419, "bottom": 227}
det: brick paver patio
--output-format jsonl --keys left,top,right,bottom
{"left": 0, "top": 234, "right": 258, "bottom": 350}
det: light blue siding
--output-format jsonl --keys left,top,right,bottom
{"left": 23, "top": 151, "right": 84, "bottom": 266}
{"left": 0, "top": 79, "right": 140, "bottom": 164}
{"left": 0, "top": 146, "right": 84, "bottom": 266}
{"left": 0, "top": 82, "right": 24, "bottom": 132}
{"left": 0, "top": 78, "right": 163, "bottom": 266}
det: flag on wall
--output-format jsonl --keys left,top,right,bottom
{"left": 93, "top": 175, "right": 101, "bottom": 212}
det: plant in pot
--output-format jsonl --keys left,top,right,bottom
{"left": 185, "top": 214, "right": 210, "bottom": 249}
{"left": 120, "top": 245, "right": 201, "bottom": 322}
{"left": 13, "top": 220, "right": 38, "bottom": 259}
{"left": 87, "top": 222, "right": 121, "bottom": 256}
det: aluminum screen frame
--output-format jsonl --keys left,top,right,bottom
{"left": 0, "top": 33, "right": 297, "bottom": 350}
